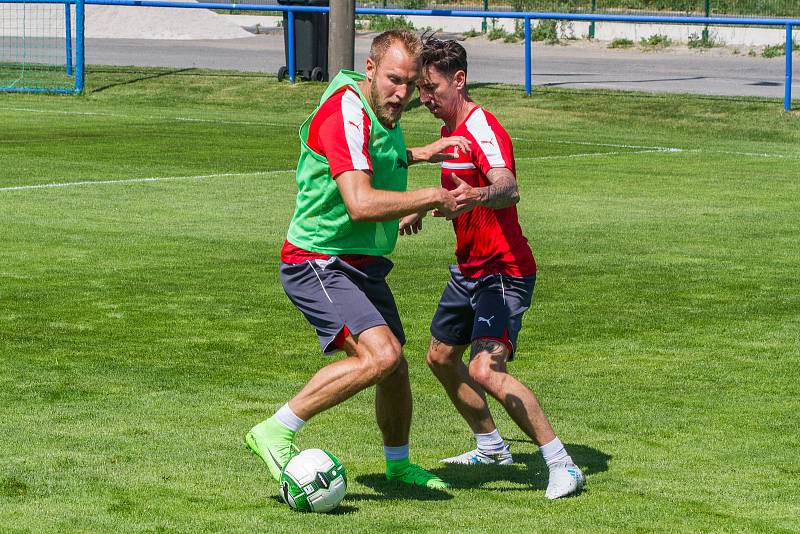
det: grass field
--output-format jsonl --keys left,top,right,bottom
{"left": 1, "top": 67, "right": 799, "bottom": 533}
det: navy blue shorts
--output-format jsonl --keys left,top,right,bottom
{"left": 280, "top": 256, "right": 405, "bottom": 355}
{"left": 430, "top": 265, "right": 535, "bottom": 360}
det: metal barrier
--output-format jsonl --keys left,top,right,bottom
{"left": 366, "top": 1, "right": 800, "bottom": 19}
{"left": 1, "top": 0, "right": 797, "bottom": 109}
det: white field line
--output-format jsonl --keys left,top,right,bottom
{"left": 514, "top": 138, "right": 800, "bottom": 160}
{"left": 710, "top": 150, "right": 800, "bottom": 159}
{"left": 2, "top": 107, "right": 113, "bottom": 117}
{"left": 3, "top": 107, "right": 797, "bottom": 159}
{"left": 0, "top": 170, "right": 294, "bottom": 192}
{"left": 512, "top": 137, "right": 680, "bottom": 152}
{"left": 0, "top": 106, "right": 284, "bottom": 127}
{"left": 1, "top": 149, "right": 678, "bottom": 192}
{"left": 517, "top": 148, "right": 683, "bottom": 161}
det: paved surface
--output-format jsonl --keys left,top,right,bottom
{"left": 85, "top": 34, "right": 799, "bottom": 99}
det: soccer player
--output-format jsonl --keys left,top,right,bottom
{"left": 245, "top": 30, "right": 471, "bottom": 490}
{"left": 401, "top": 38, "right": 585, "bottom": 499}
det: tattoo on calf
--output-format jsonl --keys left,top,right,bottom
{"left": 471, "top": 339, "right": 506, "bottom": 357}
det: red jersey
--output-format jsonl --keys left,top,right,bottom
{"left": 282, "top": 86, "right": 376, "bottom": 267}
{"left": 440, "top": 106, "right": 536, "bottom": 278}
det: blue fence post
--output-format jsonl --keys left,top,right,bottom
{"left": 75, "top": 0, "right": 84, "bottom": 93}
{"left": 65, "top": 0, "right": 73, "bottom": 76}
{"left": 786, "top": 24, "right": 793, "bottom": 112}
{"left": 287, "top": 9, "right": 296, "bottom": 83}
{"left": 524, "top": 17, "right": 532, "bottom": 96}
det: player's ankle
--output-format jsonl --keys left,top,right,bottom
{"left": 386, "top": 457, "right": 411, "bottom": 471}
{"left": 540, "top": 436, "right": 571, "bottom": 469}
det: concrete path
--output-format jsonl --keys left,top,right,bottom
{"left": 84, "top": 33, "right": 799, "bottom": 100}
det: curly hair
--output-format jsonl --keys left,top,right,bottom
{"left": 421, "top": 37, "right": 468, "bottom": 78}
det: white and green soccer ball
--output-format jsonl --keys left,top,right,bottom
{"left": 280, "top": 448, "right": 347, "bottom": 513}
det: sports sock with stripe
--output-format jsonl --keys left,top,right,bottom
{"left": 540, "top": 436, "right": 573, "bottom": 469}
{"left": 475, "top": 429, "right": 507, "bottom": 454}
{"left": 274, "top": 403, "right": 305, "bottom": 433}
{"left": 383, "top": 444, "right": 410, "bottom": 461}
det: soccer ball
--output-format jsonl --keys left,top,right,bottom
{"left": 280, "top": 448, "right": 347, "bottom": 513}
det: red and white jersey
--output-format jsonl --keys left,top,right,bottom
{"left": 282, "top": 86, "right": 375, "bottom": 266}
{"left": 306, "top": 85, "right": 372, "bottom": 179}
{"left": 440, "top": 106, "right": 536, "bottom": 278}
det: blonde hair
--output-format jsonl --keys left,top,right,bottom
{"left": 368, "top": 29, "right": 423, "bottom": 66}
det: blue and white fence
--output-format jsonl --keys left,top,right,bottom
{"left": 0, "top": 0, "right": 797, "bottom": 110}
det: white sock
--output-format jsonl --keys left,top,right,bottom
{"left": 475, "top": 429, "right": 506, "bottom": 454}
{"left": 540, "top": 437, "right": 572, "bottom": 469}
{"left": 384, "top": 444, "right": 409, "bottom": 461}
{"left": 273, "top": 403, "right": 305, "bottom": 433}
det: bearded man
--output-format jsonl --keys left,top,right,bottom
{"left": 246, "top": 30, "right": 471, "bottom": 490}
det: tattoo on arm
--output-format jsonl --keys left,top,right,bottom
{"left": 479, "top": 168, "right": 520, "bottom": 209}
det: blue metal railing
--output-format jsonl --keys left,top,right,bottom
{"left": 787, "top": 24, "right": 794, "bottom": 109}
{"left": 1, "top": 0, "right": 797, "bottom": 108}
{"left": 65, "top": 1, "right": 73, "bottom": 76}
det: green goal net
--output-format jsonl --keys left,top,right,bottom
{"left": 1, "top": 0, "right": 84, "bottom": 93}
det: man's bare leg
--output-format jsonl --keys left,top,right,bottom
{"left": 246, "top": 326, "right": 402, "bottom": 481}
{"left": 467, "top": 341, "right": 556, "bottom": 446}
{"left": 426, "top": 337, "right": 496, "bottom": 434}
{"left": 289, "top": 325, "right": 402, "bottom": 420}
{"left": 426, "top": 337, "right": 512, "bottom": 465}
{"left": 247, "top": 325, "right": 447, "bottom": 488}
{"left": 468, "top": 339, "right": 585, "bottom": 499}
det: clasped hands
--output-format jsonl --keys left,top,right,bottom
{"left": 400, "top": 180, "right": 481, "bottom": 236}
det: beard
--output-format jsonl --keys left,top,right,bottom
{"left": 371, "top": 79, "right": 403, "bottom": 128}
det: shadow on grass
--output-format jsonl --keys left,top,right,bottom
{"left": 269, "top": 495, "right": 359, "bottom": 514}
{"left": 432, "top": 442, "right": 611, "bottom": 492}
{"left": 90, "top": 67, "right": 197, "bottom": 94}
{"left": 351, "top": 474, "right": 453, "bottom": 502}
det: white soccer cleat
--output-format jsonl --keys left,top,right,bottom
{"left": 440, "top": 445, "right": 513, "bottom": 465}
{"left": 545, "top": 462, "right": 585, "bottom": 499}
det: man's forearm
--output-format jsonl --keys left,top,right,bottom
{"left": 477, "top": 173, "right": 520, "bottom": 209}
{"left": 406, "top": 147, "right": 427, "bottom": 166}
{"left": 349, "top": 187, "right": 442, "bottom": 222}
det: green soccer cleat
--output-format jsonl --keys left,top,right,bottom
{"left": 386, "top": 458, "right": 450, "bottom": 489}
{"left": 245, "top": 417, "right": 299, "bottom": 481}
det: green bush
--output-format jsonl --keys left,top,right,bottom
{"left": 761, "top": 39, "right": 799, "bottom": 58}
{"left": 487, "top": 26, "right": 510, "bottom": 41}
{"left": 504, "top": 0, "right": 800, "bottom": 17}
{"left": 486, "top": 19, "right": 526, "bottom": 43}
{"left": 609, "top": 37, "right": 634, "bottom": 48}
{"left": 359, "top": 14, "right": 416, "bottom": 32}
{"left": 640, "top": 34, "right": 673, "bottom": 47}
{"left": 687, "top": 31, "right": 723, "bottom": 48}
{"left": 762, "top": 43, "right": 785, "bottom": 57}
{"left": 532, "top": 20, "right": 558, "bottom": 43}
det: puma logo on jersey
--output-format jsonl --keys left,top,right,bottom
{"left": 477, "top": 316, "right": 495, "bottom": 327}
{"left": 395, "top": 158, "right": 408, "bottom": 169}
{"left": 480, "top": 139, "right": 495, "bottom": 147}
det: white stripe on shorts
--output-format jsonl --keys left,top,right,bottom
{"left": 306, "top": 260, "right": 333, "bottom": 303}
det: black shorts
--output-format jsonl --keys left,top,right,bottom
{"left": 280, "top": 256, "right": 405, "bottom": 355}
{"left": 430, "top": 265, "right": 535, "bottom": 360}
